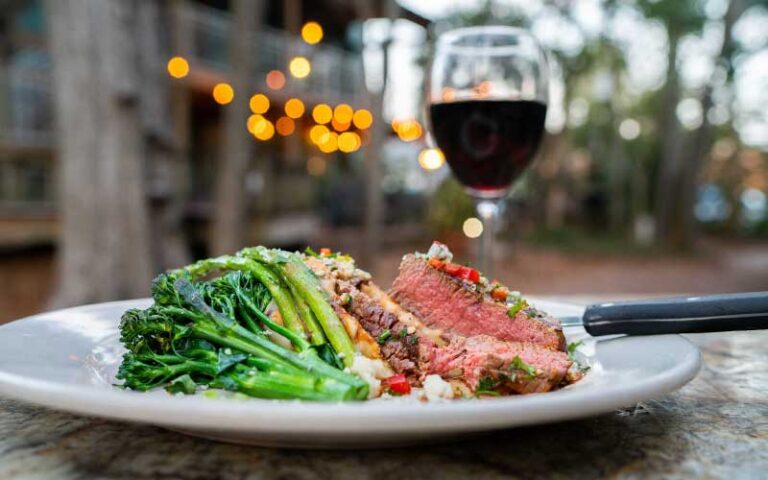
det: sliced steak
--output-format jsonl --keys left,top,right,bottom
{"left": 430, "top": 335, "right": 572, "bottom": 394}
{"left": 390, "top": 254, "right": 565, "bottom": 351}
{"left": 340, "top": 284, "right": 429, "bottom": 380}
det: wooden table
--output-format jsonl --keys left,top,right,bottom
{"left": 1, "top": 321, "right": 766, "bottom": 479}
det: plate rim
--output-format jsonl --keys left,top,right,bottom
{"left": 0, "top": 298, "right": 702, "bottom": 435}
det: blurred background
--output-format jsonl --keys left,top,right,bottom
{"left": 0, "top": 0, "right": 766, "bottom": 323}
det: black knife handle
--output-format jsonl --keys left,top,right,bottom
{"left": 583, "top": 291, "right": 768, "bottom": 336}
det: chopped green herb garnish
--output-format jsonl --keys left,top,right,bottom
{"left": 476, "top": 377, "right": 500, "bottom": 396}
{"left": 304, "top": 246, "right": 319, "bottom": 257}
{"left": 408, "top": 335, "right": 419, "bottom": 345}
{"left": 398, "top": 327, "right": 408, "bottom": 338}
{"left": 567, "top": 340, "right": 583, "bottom": 358}
{"left": 340, "top": 293, "right": 352, "bottom": 306}
{"left": 567, "top": 341, "right": 590, "bottom": 373}
{"left": 377, "top": 329, "right": 392, "bottom": 344}
{"left": 507, "top": 298, "right": 528, "bottom": 318}
{"left": 509, "top": 356, "right": 536, "bottom": 379}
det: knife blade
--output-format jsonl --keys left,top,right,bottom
{"left": 554, "top": 291, "right": 768, "bottom": 336}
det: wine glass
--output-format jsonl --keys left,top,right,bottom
{"left": 427, "top": 26, "right": 549, "bottom": 278}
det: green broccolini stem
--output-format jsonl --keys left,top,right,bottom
{"left": 175, "top": 278, "right": 367, "bottom": 398}
{"left": 221, "top": 365, "right": 356, "bottom": 401}
{"left": 170, "top": 255, "right": 309, "bottom": 346}
{"left": 278, "top": 255, "right": 356, "bottom": 367}
{"left": 284, "top": 277, "right": 326, "bottom": 346}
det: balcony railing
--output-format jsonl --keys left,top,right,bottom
{"left": 182, "top": 3, "right": 365, "bottom": 106}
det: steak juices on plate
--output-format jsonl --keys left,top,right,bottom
{"left": 304, "top": 242, "right": 580, "bottom": 398}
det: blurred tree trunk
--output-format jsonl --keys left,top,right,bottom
{"left": 676, "top": 0, "right": 744, "bottom": 247}
{"left": 654, "top": 30, "right": 684, "bottom": 247}
{"left": 46, "top": 0, "right": 153, "bottom": 305}
{"left": 212, "top": 0, "right": 265, "bottom": 255}
{"left": 356, "top": 0, "right": 397, "bottom": 267}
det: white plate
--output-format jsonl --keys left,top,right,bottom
{"left": 0, "top": 299, "right": 700, "bottom": 448}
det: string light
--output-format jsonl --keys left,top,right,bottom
{"left": 352, "top": 109, "right": 373, "bottom": 129}
{"left": 247, "top": 114, "right": 267, "bottom": 135}
{"left": 338, "top": 132, "right": 361, "bottom": 153}
{"left": 312, "top": 104, "right": 333, "bottom": 124}
{"left": 289, "top": 57, "right": 311, "bottom": 79}
{"left": 301, "top": 22, "right": 323, "bottom": 45}
{"left": 418, "top": 148, "right": 445, "bottom": 170}
{"left": 249, "top": 94, "right": 270, "bottom": 114}
{"left": 395, "top": 119, "right": 422, "bottom": 142}
{"left": 285, "top": 98, "right": 305, "bottom": 119}
{"left": 333, "top": 104, "right": 353, "bottom": 124}
{"left": 318, "top": 131, "right": 339, "bottom": 153}
{"left": 331, "top": 118, "right": 350, "bottom": 132}
{"left": 212, "top": 83, "right": 234, "bottom": 105}
{"left": 310, "top": 125, "right": 330, "bottom": 144}
{"left": 266, "top": 70, "right": 286, "bottom": 90}
{"left": 276, "top": 116, "right": 295, "bottom": 136}
{"left": 254, "top": 119, "right": 275, "bottom": 140}
{"left": 167, "top": 56, "right": 189, "bottom": 79}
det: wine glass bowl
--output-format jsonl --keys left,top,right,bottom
{"left": 427, "top": 26, "right": 549, "bottom": 275}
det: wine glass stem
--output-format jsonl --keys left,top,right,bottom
{"left": 475, "top": 198, "right": 502, "bottom": 279}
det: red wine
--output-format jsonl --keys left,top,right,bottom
{"left": 429, "top": 100, "right": 547, "bottom": 194}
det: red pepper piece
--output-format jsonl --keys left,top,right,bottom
{"left": 383, "top": 373, "right": 411, "bottom": 395}
{"left": 443, "top": 263, "right": 462, "bottom": 276}
{"left": 455, "top": 266, "right": 480, "bottom": 283}
{"left": 320, "top": 248, "right": 332, "bottom": 256}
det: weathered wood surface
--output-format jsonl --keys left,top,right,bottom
{"left": 1, "top": 329, "right": 765, "bottom": 479}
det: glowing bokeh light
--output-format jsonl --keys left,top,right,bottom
{"left": 167, "top": 56, "right": 189, "bottom": 79}
{"left": 333, "top": 104, "right": 353, "bottom": 124}
{"left": 418, "top": 148, "right": 445, "bottom": 171}
{"left": 266, "top": 70, "right": 286, "bottom": 90}
{"left": 331, "top": 118, "right": 350, "bottom": 132}
{"left": 276, "top": 116, "right": 295, "bottom": 136}
{"left": 212, "top": 83, "right": 234, "bottom": 105}
{"left": 247, "top": 114, "right": 267, "bottom": 135}
{"left": 289, "top": 57, "right": 311, "bottom": 79}
{"left": 463, "top": 217, "right": 484, "bottom": 238}
{"left": 352, "top": 109, "right": 373, "bottom": 129}
{"left": 395, "top": 119, "right": 422, "bottom": 142}
{"left": 249, "top": 94, "right": 270, "bottom": 114}
{"left": 312, "top": 104, "right": 333, "bottom": 124}
{"left": 254, "top": 119, "right": 275, "bottom": 140}
{"left": 301, "top": 22, "right": 324, "bottom": 45}
{"left": 285, "top": 98, "right": 305, "bottom": 119}
{"left": 318, "top": 131, "right": 339, "bottom": 153}
{"left": 310, "top": 125, "right": 330, "bottom": 144}
{"left": 338, "top": 132, "right": 361, "bottom": 153}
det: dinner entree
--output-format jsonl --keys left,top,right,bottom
{"left": 116, "top": 242, "right": 586, "bottom": 401}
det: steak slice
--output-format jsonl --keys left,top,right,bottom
{"left": 390, "top": 254, "right": 565, "bottom": 351}
{"left": 341, "top": 284, "right": 571, "bottom": 394}
{"left": 430, "top": 335, "right": 572, "bottom": 394}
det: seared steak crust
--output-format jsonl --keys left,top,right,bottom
{"left": 390, "top": 255, "right": 566, "bottom": 351}
{"left": 341, "top": 285, "right": 426, "bottom": 380}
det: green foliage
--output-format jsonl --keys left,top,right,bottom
{"left": 427, "top": 178, "right": 476, "bottom": 234}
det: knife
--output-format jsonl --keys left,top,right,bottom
{"left": 558, "top": 291, "right": 768, "bottom": 336}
